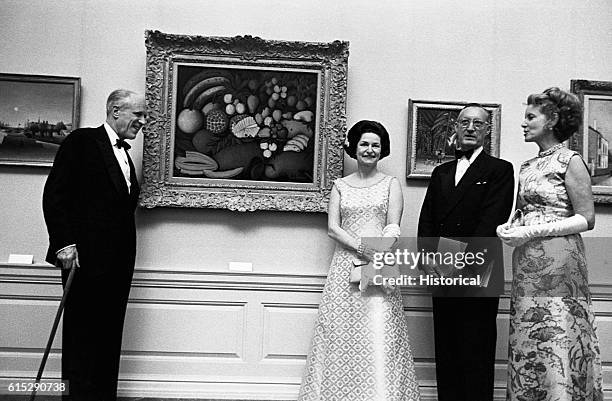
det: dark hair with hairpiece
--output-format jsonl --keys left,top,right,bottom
{"left": 344, "top": 120, "right": 391, "bottom": 160}
{"left": 526, "top": 87, "right": 582, "bottom": 142}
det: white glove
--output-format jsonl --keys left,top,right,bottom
{"left": 382, "top": 223, "right": 401, "bottom": 238}
{"left": 497, "top": 214, "right": 588, "bottom": 247}
{"left": 359, "top": 224, "right": 400, "bottom": 261}
{"left": 380, "top": 224, "right": 401, "bottom": 292}
{"left": 354, "top": 224, "right": 401, "bottom": 292}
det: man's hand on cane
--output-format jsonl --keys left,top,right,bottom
{"left": 57, "top": 245, "right": 80, "bottom": 270}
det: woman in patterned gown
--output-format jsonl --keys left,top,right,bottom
{"left": 298, "top": 120, "right": 420, "bottom": 400}
{"left": 497, "top": 87, "right": 603, "bottom": 400}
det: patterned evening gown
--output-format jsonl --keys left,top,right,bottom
{"left": 298, "top": 175, "right": 420, "bottom": 401}
{"left": 507, "top": 145, "right": 603, "bottom": 401}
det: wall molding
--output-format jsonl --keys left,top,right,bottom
{"left": 1, "top": 263, "right": 611, "bottom": 399}
{"left": 2, "top": 263, "right": 612, "bottom": 300}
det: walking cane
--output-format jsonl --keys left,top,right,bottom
{"left": 29, "top": 265, "right": 77, "bottom": 401}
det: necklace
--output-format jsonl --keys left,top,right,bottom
{"left": 538, "top": 143, "right": 565, "bottom": 157}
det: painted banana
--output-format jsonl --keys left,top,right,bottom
{"left": 180, "top": 168, "right": 205, "bottom": 176}
{"left": 291, "top": 134, "right": 309, "bottom": 148}
{"left": 182, "top": 70, "right": 233, "bottom": 96}
{"left": 184, "top": 77, "right": 230, "bottom": 109}
{"left": 191, "top": 85, "right": 228, "bottom": 110}
{"left": 184, "top": 151, "right": 218, "bottom": 170}
{"left": 176, "top": 151, "right": 219, "bottom": 172}
{"left": 202, "top": 166, "right": 244, "bottom": 178}
{"left": 283, "top": 144, "right": 302, "bottom": 152}
{"left": 175, "top": 160, "right": 210, "bottom": 172}
{"left": 283, "top": 133, "right": 309, "bottom": 152}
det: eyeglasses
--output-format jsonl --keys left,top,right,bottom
{"left": 456, "top": 119, "right": 488, "bottom": 130}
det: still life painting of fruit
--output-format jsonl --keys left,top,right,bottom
{"left": 141, "top": 31, "right": 349, "bottom": 211}
{"left": 173, "top": 65, "right": 318, "bottom": 183}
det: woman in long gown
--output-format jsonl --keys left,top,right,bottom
{"left": 298, "top": 120, "right": 420, "bottom": 400}
{"left": 497, "top": 87, "right": 603, "bottom": 400}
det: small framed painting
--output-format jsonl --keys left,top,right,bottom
{"left": 0, "top": 73, "right": 80, "bottom": 166}
{"left": 406, "top": 99, "right": 501, "bottom": 179}
{"left": 570, "top": 79, "right": 612, "bottom": 204}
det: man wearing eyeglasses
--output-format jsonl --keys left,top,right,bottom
{"left": 417, "top": 103, "right": 514, "bottom": 400}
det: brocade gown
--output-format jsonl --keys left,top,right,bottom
{"left": 507, "top": 145, "right": 603, "bottom": 401}
{"left": 298, "top": 175, "right": 420, "bottom": 401}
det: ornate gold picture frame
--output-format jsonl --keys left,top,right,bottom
{"left": 140, "top": 31, "right": 349, "bottom": 212}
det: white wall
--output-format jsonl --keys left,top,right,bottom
{"left": 1, "top": 0, "right": 611, "bottom": 399}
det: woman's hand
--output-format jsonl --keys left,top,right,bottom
{"left": 498, "top": 212, "right": 589, "bottom": 247}
{"left": 495, "top": 222, "right": 511, "bottom": 241}
{"left": 360, "top": 237, "right": 397, "bottom": 261}
{"left": 496, "top": 224, "right": 530, "bottom": 247}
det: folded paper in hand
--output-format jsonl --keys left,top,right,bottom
{"left": 435, "top": 237, "right": 467, "bottom": 277}
{"left": 435, "top": 237, "right": 492, "bottom": 288}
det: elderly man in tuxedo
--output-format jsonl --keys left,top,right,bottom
{"left": 43, "top": 89, "right": 146, "bottom": 401}
{"left": 417, "top": 104, "right": 514, "bottom": 400}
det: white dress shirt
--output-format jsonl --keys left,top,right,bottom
{"left": 455, "top": 146, "right": 483, "bottom": 186}
{"left": 104, "top": 123, "right": 132, "bottom": 192}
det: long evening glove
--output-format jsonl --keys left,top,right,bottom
{"left": 496, "top": 214, "right": 588, "bottom": 247}
{"left": 382, "top": 223, "right": 401, "bottom": 238}
{"left": 352, "top": 224, "right": 402, "bottom": 291}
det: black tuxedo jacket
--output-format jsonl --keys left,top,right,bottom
{"left": 43, "top": 125, "right": 139, "bottom": 276}
{"left": 417, "top": 151, "right": 514, "bottom": 295}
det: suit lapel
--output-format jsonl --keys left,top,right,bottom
{"left": 442, "top": 152, "right": 488, "bottom": 219}
{"left": 93, "top": 125, "right": 129, "bottom": 195}
{"left": 439, "top": 161, "right": 456, "bottom": 199}
{"left": 127, "top": 152, "right": 139, "bottom": 200}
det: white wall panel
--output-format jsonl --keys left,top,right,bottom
{"left": 2, "top": 266, "right": 611, "bottom": 399}
{"left": 261, "top": 303, "right": 319, "bottom": 361}
{"left": 123, "top": 301, "right": 247, "bottom": 358}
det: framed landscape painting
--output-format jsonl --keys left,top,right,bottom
{"left": 406, "top": 100, "right": 501, "bottom": 179}
{"left": 570, "top": 79, "right": 612, "bottom": 204}
{"left": 140, "top": 31, "right": 349, "bottom": 212}
{"left": 0, "top": 73, "right": 80, "bottom": 166}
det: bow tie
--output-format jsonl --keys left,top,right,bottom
{"left": 454, "top": 148, "right": 473, "bottom": 160}
{"left": 115, "top": 139, "right": 131, "bottom": 150}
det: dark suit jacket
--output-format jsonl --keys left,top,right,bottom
{"left": 43, "top": 125, "right": 139, "bottom": 276}
{"left": 417, "top": 151, "right": 514, "bottom": 296}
